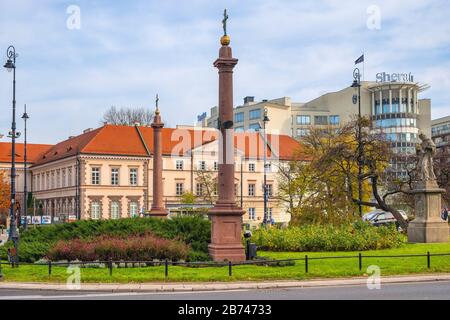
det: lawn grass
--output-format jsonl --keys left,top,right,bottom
{"left": 1, "top": 243, "right": 449, "bottom": 283}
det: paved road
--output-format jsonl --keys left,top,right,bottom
{"left": 0, "top": 281, "right": 450, "bottom": 300}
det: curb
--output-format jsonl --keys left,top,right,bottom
{"left": 0, "top": 274, "right": 450, "bottom": 293}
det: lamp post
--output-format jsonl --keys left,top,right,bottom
{"left": 22, "top": 105, "right": 29, "bottom": 230}
{"left": 4, "top": 45, "right": 20, "bottom": 265}
{"left": 351, "top": 68, "right": 363, "bottom": 217}
{"left": 261, "top": 108, "right": 270, "bottom": 226}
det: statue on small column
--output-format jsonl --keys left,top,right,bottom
{"left": 416, "top": 132, "right": 437, "bottom": 182}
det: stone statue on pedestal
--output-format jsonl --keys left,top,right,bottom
{"left": 408, "top": 133, "right": 449, "bottom": 243}
{"left": 416, "top": 132, "right": 437, "bottom": 182}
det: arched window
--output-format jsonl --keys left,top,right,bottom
{"left": 129, "top": 201, "right": 138, "bottom": 218}
{"left": 91, "top": 201, "right": 101, "bottom": 220}
{"left": 111, "top": 201, "right": 120, "bottom": 219}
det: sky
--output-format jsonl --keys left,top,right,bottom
{"left": 0, "top": 0, "right": 449, "bottom": 144}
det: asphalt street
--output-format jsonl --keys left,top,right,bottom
{"left": 0, "top": 280, "right": 449, "bottom": 300}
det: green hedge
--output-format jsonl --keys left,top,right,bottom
{"left": 252, "top": 221, "right": 405, "bottom": 252}
{"left": 0, "top": 216, "right": 211, "bottom": 262}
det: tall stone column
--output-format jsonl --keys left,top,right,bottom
{"left": 149, "top": 101, "right": 168, "bottom": 218}
{"left": 208, "top": 33, "right": 246, "bottom": 262}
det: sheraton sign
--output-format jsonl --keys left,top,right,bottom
{"left": 376, "top": 72, "right": 414, "bottom": 83}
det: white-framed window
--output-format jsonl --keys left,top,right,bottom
{"left": 176, "top": 183, "right": 184, "bottom": 196}
{"left": 111, "top": 201, "right": 120, "bottom": 219}
{"left": 91, "top": 201, "right": 101, "bottom": 220}
{"left": 235, "top": 126, "right": 244, "bottom": 133}
{"left": 235, "top": 112, "right": 244, "bottom": 123}
{"left": 91, "top": 167, "right": 100, "bottom": 185}
{"left": 198, "top": 161, "right": 206, "bottom": 171}
{"left": 129, "top": 201, "right": 139, "bottom": 218}
{"left": 129, "top": 168, "right": 138, "bottom": 186}
{"left": 68, "top": 168, "right": 72, "bottom": 187}
{"left": 267, "top": 184, "right": 273, "bottom": 197}
{"left": 111, "top": 168, "right": 119, "bottom": 185}
{"left": 248, "top": 208, "right": 256, "bottom": 220}
{"left": 296, "top": 115, "right": 311, "bottom": 125}
{"left": 249, "top": 109, "right": 261, "bottom": 120}
{"left": 296, "top": 128, "right": 310, "bottom": 137}
{"left": 265, "top": 163, "right": 272, "bottom": 172}
{"left": 248, "top": 163, "right": 256, "bottom": 172}
{"left": 196, "top": 183, "right": 203, "bottom": 196}
{"left": 249, "top": 123, "right": 261, "bottom": 132}
{"left": 56, "top": 170, "right": 60, "bottom": 188}
{"left": 176, "top": 160, "right": 184, "bottom": 170}
{"left": 248, "top": 183, "right": 255, "bottom": 196}
{"left": 62, "top": 169, "right": 66, "bottom": 187}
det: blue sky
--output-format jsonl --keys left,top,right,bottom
{"left": 1, "top": 0, "right": 449, "bottom": 144}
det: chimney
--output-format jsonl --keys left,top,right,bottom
{"left": 83, "top": 128, "right": 93, "bottom": 134}
{"left": 243, "top": 96, "right": 255, "bottom": 105}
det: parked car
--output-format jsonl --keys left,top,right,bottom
{"left": 362, "top": 210, "right": 408, "bottom": 231}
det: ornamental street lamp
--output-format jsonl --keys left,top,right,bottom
{"left": 261, "top": 108, "right": 270, "bottom": 226}
{"left": 351, "top": 67, "right": 363, "bottom": 217}
{"left": 4, "top": 45, "right": 20, "bottom": 266}
{"left": 22, "top": 105, "right": 29, "bottom": 230}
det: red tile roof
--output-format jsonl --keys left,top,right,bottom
{"left": 30, "top": 124, "right": 303, "bottom": 166}
{"left": 0, "top": 142, "right": 53, "bottom": 164}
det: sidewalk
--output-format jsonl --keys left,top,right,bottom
{"left": 1, "top": 274, "right": 450, "bottom": 293}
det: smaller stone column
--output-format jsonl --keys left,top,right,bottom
{"left": 149, "top": 97, "right": 168, "bottom": 218}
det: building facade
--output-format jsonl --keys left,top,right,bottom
{"left": 201, "top": 80, "right": 431, "bottom": 178}
{"left": 0, "top": 125, "right": 301, "bottom": 226}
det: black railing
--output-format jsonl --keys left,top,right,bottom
{"left": 1, "top": 252, "right": 450, "bottom": 279}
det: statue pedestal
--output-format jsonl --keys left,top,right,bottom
{"left": 408, "top": 181, "right": 449, "bottom": 243}
{"left": 208, "top": 202, "right": 245, "bottom": 262}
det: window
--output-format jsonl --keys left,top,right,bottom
{"left": 68, "top": 168, "right": 72, "bottom": 187}
{"left": 91, "top": 167, "right": 100, "bottom": 185}
{"left": 111, "top": 201, "right": 120, "bottom": 220}
{"left": 91, "top": 201, "right": 101, "bottom": 220}
{"left": 265, "top": 163, "right": 272, "bottom": 172}
{"left": 266, "top": 184, "right": 273, "bottom": 197}
{"left": 111, "top": 168, "right": 119, "bottom": 185}
{"left": 249, "top": 109, "right": 261, "bottom": 120}
{"left": 248, "top": 163, "right": 256, "bottom": 172}
{"left": 314, "top": 116, "right": 328, "bottom": 125}
{"left": 296, "top": 128, "right": 310, "bottom": 137}
{"left": 296, "top": 115, "right": 311, "bottom": 125}
{"left": 129, "top": 201, "right": 139, "bottom": 218}
{"left": 176, "top": 160, "right": 184, "bottom": 170}
{"left": 235, "top": 112, "right": 244, "bottom": 123}
{"left": 56, "top": 171, "right": 60, "bottom": 188}
{"left": 129, "top": 168, "right": 138, "bottom": 186}
{"left": 249, "top": 123, "right": 261, "bottom": 132}
{"left": 235, "top": 126, "right": 244, "bottom": 133}
{"left": 248, "top": 183, "right": 256, "bottom": 196}
{"left": 198, "top": 161, "right": 206, "bottom": 171}
{"left": 196, "top": 183, "right": 204, "bottom": 196}
{"left": 329, "top": 115, "right": 340, "bottom": 126}
{"left": 267, "top": 208, "right": 273, "bottom": 222}
{"left": 248, "top": 208, "right": 256, "bottom": 220}
{"left": 176, "top": 183, "right": 184, "bottom": 196}
{"left": 62, "top": 169, "right": 66, "bottom": 187}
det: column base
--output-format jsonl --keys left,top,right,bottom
{"left": 148, "top": 208, "right": 168, "bottom": 218}
{"left": 208, "top": 202, "right": 246, "bottom": 262}
{"left": 408, "top": 221, "right": 449, "bottom": 243}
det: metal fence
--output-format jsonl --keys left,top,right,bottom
{"left": 1, "top": 252, "right": 450, "bottom": 279}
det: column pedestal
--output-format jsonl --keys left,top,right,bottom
{"left": 208, "top": 201, "right": 245, "bottom": 262}
{"left": 408, "top": 181, "right": 449, "bottom": 243}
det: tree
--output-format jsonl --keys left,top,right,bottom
{"left": 311, "top": 117, "right": 411, "bottom": 229}
{"left": 101, "top": 106, "right": 154, "bottom": 126}
{"left": 435, "top": 150, "right": 450, "bottom": 205}
{"left": 194, "top": 169, "right": 218, "bottom": 205}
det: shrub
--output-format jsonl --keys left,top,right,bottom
{"left": 252, "top": 221, "right": 405, "bottom": 252}
{"left": 47, "top": 234, "right": 190, "bottom": 262}
{"left": 0, "top": 216, "right": 210, "bottom": 262}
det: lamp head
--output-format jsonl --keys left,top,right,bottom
{"left": 22, "top": 112, "right": 29, "bottom": 120}
{"left": 263, "top": 108, "right": 270, "bottom": 123}
{"left": 3, "top": 58, "right": 14, "bottom": 72}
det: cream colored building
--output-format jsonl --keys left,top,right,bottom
{"left": 0, "top": 125, "right": 301, "bottom": 226}
{"left": 202, "top": 80, "right": 432, "bottom": 177}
